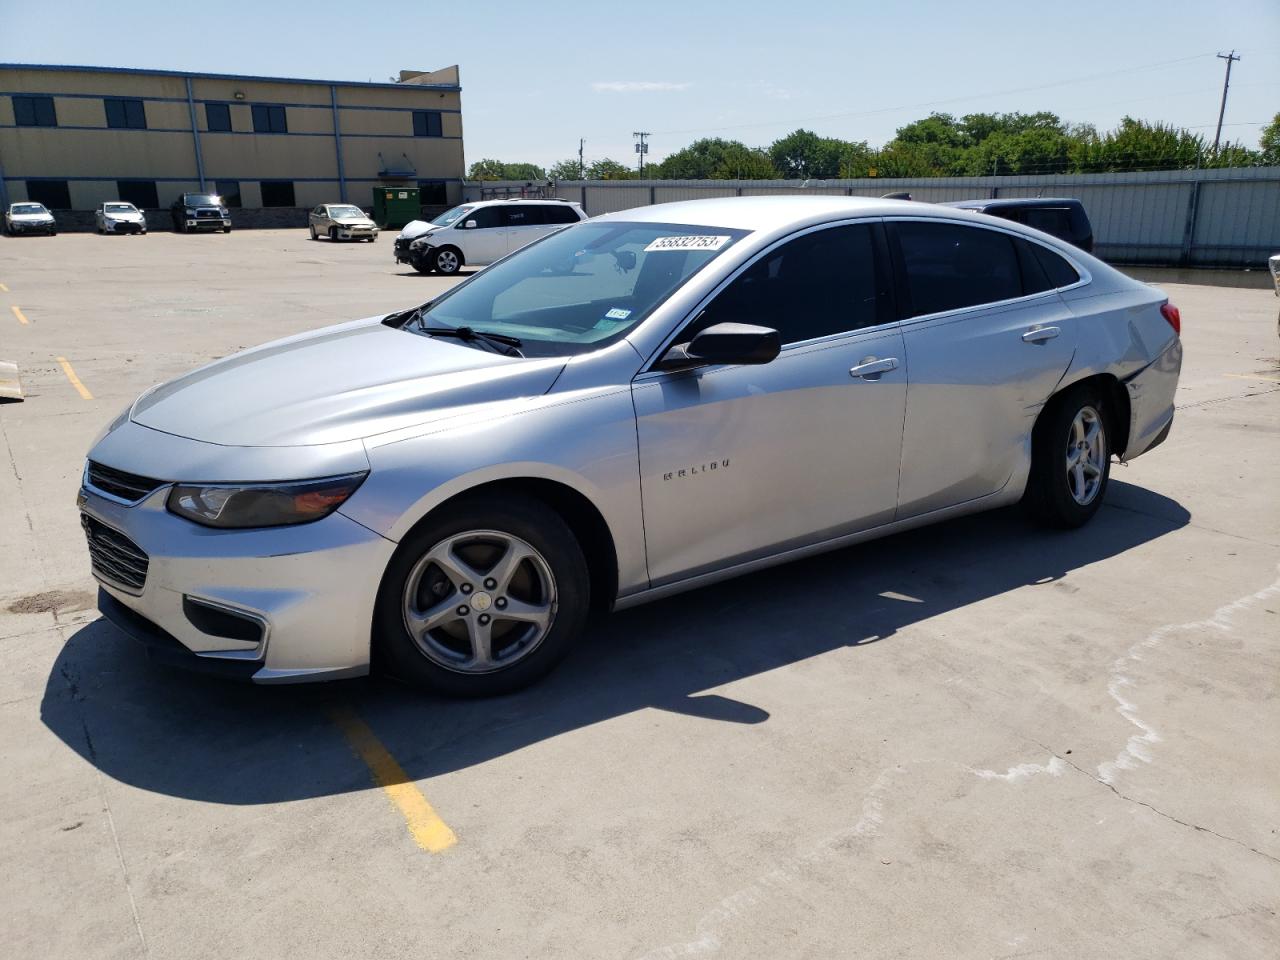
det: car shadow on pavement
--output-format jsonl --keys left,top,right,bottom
{"left": 40, "top": 480, "right": 1189, "bottom": 805}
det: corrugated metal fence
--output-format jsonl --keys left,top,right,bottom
{"left": 464, "top": 166, "right": 1280, "bottom": 268}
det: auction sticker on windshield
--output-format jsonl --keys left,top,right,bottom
{"left": 644, "top": 235, "right": 731, "bottom": 252}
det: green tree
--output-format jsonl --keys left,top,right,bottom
{"left": 467, "top": 158, "right": 507, "bottom": 181}
{"left": 654, "top": 138, "right": 779, "bottom": 179}
{"left": 1260, "top": 113, "right": 1280, "bottom": 164}
{"left": 586, "top": 158, "right": 633, "bottom": 180}
{"left": 548, "top": 158, "right": 584, "bottom": 180}
{"left": 466, "top": 159, "right": 546, "bottom": 181}
{"left": 768, "top": 129, "right": 854, "bottom": 179}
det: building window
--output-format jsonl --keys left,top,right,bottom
{"left": 205, "top": 103, "right": 232, "bottom": 132}
{"left": 216, "top": 180, "right": 241, "bottom": 208}
{"left": 26, "top": 180, "right": 71, "bottom": 209}
{"left": 412, "top": 111, "right": 443, "bottom": 137}
{"left": 104, "top": 98, "right": 147, "bottom": 129}
{"left": 259, "top": 181, "right": 295, "bottom": 207}
{"left": 117, "top": 181, "right": 159, "bottom": 209}
{"left": 417, "top": 180, "right": 447, "bottom": 204}
{"left": 13, "top": 95, "right": 57, "bottom": 127}
{"left": 251, "top": 104, "right": 288, "bottom": 133}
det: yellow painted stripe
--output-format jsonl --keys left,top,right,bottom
{"left": 0, "top": 282, "right": 10, "bottom": 292}
{"left": 1225, "top": 372, "right": 1280, "bottom": 384}
{"left": 11, "top": 305, "right": 27, "bottom": 325}
{"left": 330, "top": 706, "right": 457, "bottom": 852}
{"left": 56, "top": 356, "right": 93, "bottom": 400}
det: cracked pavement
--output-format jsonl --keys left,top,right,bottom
{"left": 0, "top": 233, "right": 1277, "bottom": 958}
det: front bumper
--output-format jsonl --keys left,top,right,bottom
{"left": 1122, "top": 336, "right": 1183, "bottom": 461}
{"left": 105, "top": 220, "right": 146, "bottom": 234}
{"left": 394, "top": 236, "right": 426, "bottom": 264}
{"left": 8, "top": 220, "right": 56, "bottom": 234}
{"left": 337, "top": 226, "right": 378, "bottom": 239}
{"left": 185, "top": 218, "right": 231, "bottom": 229}
{"left": 79, "top": 479, "right": 396, "bottom": 683}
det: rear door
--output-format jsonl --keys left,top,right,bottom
{"left": 502, "top": 205, "right": 544, "bottom": 253}
{"left": 457, "top": 205, "right": 507, "bottom": 264}
{"left": 887, "top": 219, "right": 1078, "bottom": 517}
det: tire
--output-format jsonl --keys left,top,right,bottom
{"left": 1024, "top": 383, "right": 1111, "bottom": 528}
{"left": 223, "top": 226, "right": 232, "bottom": 234}
{"left": 432, "top": 246, "right": 462, "bottom": 275}
{"left": 369, "top": 234, "right": 378, "bottom": 242}
{"left": 412, "top": 258, "right": 434, "bottom": 275}
{"left": 374, "top": 493, "right": 591, "bottom": 697}
{"left": 309, "top": 227, "right": 318, "bottom": 240}
{"left": 328, "top": 226, "right": 338, "bottom": 242}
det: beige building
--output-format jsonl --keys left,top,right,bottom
{"left": 0, "top": 63, "right": 465, "bottom": 216}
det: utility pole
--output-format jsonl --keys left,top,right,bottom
{"left": 633, "top": 131, "right": 650, "bottom": 176}
{"left": 577, "top": 139, "right": 585, "bottom": 180}
{"left": 1212, "top": 50, "right": 1241, "bottom": 153}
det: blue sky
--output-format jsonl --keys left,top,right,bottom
{"left": 3, "top": 0, "right": 1277, "bottom": 170}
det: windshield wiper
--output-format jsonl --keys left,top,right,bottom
{"left": 421, "top": 326, "right": 524, "bottom": 358}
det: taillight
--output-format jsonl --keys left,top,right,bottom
{"left": 1160, "top": 302, "right": 1181, "bottom": 336}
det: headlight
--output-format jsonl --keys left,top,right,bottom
{"left": 219, "top": 208, "right": 229, "bottom": 216}
{"left": 166, "top": 472, "right": 368, "bottom": 528}
{"left": 185, "top": 208, "right": 196, "bottom": 216}
{"left": 410, "top": 237, "right": 429, "bottom": 250}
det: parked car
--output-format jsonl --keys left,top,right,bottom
{"left": 942, "top": 197, "right": 1094, "bottom": 252}
{"left": 170, "top": 193, "right": 231, "bottom": 233}
{"left": 95, "top": 202, "right": 147, "bottom": 235}
{"left": 394, "top": 198, "right": 587, "bottom": 275}
{"left": 80, "top": 196, "right": 1182, "bottom": 696}
{"left": 1270, "top": 253, "right": 1279, "bottom": 338}
{"left": 4, "top": 201, "right": 57, "bottom": 236}
{"left": 309, "top": 204, "right": 379, "bottom": 242}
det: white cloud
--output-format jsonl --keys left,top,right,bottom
{"left": 592, "top": 80, "right": 691, "bottom": 94}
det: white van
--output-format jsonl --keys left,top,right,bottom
{"left": 394, "top": 198, "right": 587, "bottom": 275}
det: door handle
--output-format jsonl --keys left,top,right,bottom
{"left": 849, "top": 356, "right": 899, "bottom": 379}
{"left": 1022, "top": 325, "right": 1061, "bottom": 343}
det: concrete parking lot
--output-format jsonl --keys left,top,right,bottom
{"left": 1, "top": 229, "right": 1277, "bottom": 959}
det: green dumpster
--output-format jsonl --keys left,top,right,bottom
{"left": 372, "top": 186, "right": 420, "bottom": 229}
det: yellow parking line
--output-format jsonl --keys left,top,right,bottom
{"left": 55, "top": 356, "right": 93, "bottom": 400}
{"left": 1225, "top": 373, "right": 1280, "bottom": 384}
{"left": 0, "top": 282, "right": 10, "bottom": 292}
{"left": 330, "top": 706, "right": 457, "bottom": 852}
{"left": 11, "top": 305, "right": 27, "bottom": 325}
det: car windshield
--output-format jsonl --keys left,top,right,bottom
{"left": 406, "top": 220, "right": 749, "bottom": 357}
{"left": 185, "top": 195, "right": 220, "bottom": 206}
{"left": 12, "top": 204, "right": 47, "bottom": 215}
{"left": 105, "top": 203, "right": 135, "bottom": 213}
{"left": 329, "top": 205, "right": 366, "bottom": 219}
{"left": 430, "top": 205, "right": 474, "bottom": 226}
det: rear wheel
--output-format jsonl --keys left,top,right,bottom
{"left": 1025, "top": 384, "right": 1111, "bottom": 528}
{"left": 374, "top": 494, "right": 590, "bottom": 697}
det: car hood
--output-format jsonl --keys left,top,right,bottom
{"left": 11, "top": 213, "right": 54, "bottom": 222}
{"left": 106, "top": 211, "right": 144, "bottom": 221}
{"left": 398, "top": 219, "right": 439, "bottom": 241}
{"left": 336, "top": 218, "right": 376, "bottom": 228}
{"left": 130, "top": 317, "right": 567, "bottom": 447}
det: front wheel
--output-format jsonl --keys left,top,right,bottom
{"left": 309, "top": 227, "right": 318, "bottom": 241}
{"left": 374, "top": 494, "right": 591, "bottom": 696}
{"left": 432, "top": 247, "right": 462, "bottom": 275}
{"left": 1025, "top": 384, "right": 1111, "bottom": 528}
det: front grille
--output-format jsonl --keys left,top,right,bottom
{"left": 87, "top": 460, "right": 164, "bottom": 503}
{"left": 394, "top": 237, "right": 410, "bottom": 254}
{"left": 82, "top": 514, "right": 149, "bottom": 593}
{"left": 196, "top": 209, "right": 218, "bottom": 218}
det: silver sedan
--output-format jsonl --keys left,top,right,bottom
{"left": 80, "top": 197, "right": 1182, "bottom": 695}
{"left": 309, "top": 203, "right": 379, "bottom": 242}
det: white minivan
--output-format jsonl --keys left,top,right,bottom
{"left": 394, "top": 198, "right": 587, "bottom": 275}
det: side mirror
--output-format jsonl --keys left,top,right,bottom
{"left": 462, "top": 219, "right": 478, "bottom": 229}
{"left": 659, "top": 322, "right": 781, "bottom": 371}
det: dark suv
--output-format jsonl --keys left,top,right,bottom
{"left": 170, "top": 193, "right": 232, "bottom": 233}
{"left": 941, "top": 198, "right": 1093, "bottom": 253}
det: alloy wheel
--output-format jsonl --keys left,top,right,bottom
{"left": 435, "top": 250, "right": 460, "bottom": 274}
{"left": 1066, "top": 405, "right": 1106, "bottom": 506}
{"left": 402, "top": 530, "right": 557, "bottom": 674}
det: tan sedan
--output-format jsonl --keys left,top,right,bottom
{"left": 308, "top": 204, "right": 379, "bottom": 242}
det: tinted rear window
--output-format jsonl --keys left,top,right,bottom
{"left": 1033, "top": 243, "right": 1080, "bottom": 288}
{"left": 894, "top": 221, "right": 1022, "bottom": 317}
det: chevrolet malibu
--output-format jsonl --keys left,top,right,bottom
{"left": 80, "top": 197, "right": 1182, "bottom": 696}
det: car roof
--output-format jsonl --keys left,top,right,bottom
{"left": 594, "top": 194, "right": 991, "bottom": 232}
{"left": 471, "top": 198, "right": 581, "bottom": 207}
{"left": 942, "top": 197, "right": 1083, "bottom": 210}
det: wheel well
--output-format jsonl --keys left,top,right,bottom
{"left": 435, "top": 244, "right": 464, "bottom": 265}
{"left": 1041, "top": 373, "right": 1131, "bottom": 456}
{"left": 411, "top": 478, "right": 619, "bottom": 614}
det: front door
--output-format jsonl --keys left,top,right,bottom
{"left": 458, "top": 206, "right": 507, "bottom": 264}
{"left": 633, "top": 221, "right": 907, "bottom": 586}
{"left": 888, "top": 219, "right": 1078, "bottom": 517}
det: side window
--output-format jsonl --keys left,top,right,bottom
{"left": 467, "top": 207, "right": 503, "bottom": 229}
{"left": 545, "top": 205, "right": 581, "bottom": 225}
{"left": 251, "top": 104, "right": 287, "bottom": 133}
{"left": 694, "top": 223, "right": 885, "bottom": 344}
{"left": 412, "top": 111, "right": 443, "bottom": 137}
{"left": 104, "top": 98, "right": 147, "bottom": 129}
{"left": 1014, "top": 238, "right": 1053, "bottom": 296}
{"left": 1022, "top": 207, "right": 1074, "bottom": 241}
{"left": 205, "top": 103, "right": 232, "bottom": 132}
{"left": 504, "top": 206, "right": 533, "bottom": 227}
{"left": 1032, "top": 244, "right": 1080, "bottom": 288}
{"left": 894, "top": 221, "right": 1022, "bottom": 317}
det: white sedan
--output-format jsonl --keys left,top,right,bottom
{"left": 95, "top": 202, "right": 147, "bottom": 235}
{"left": 4, "top": 202, "right": 57, "bottom": 236}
